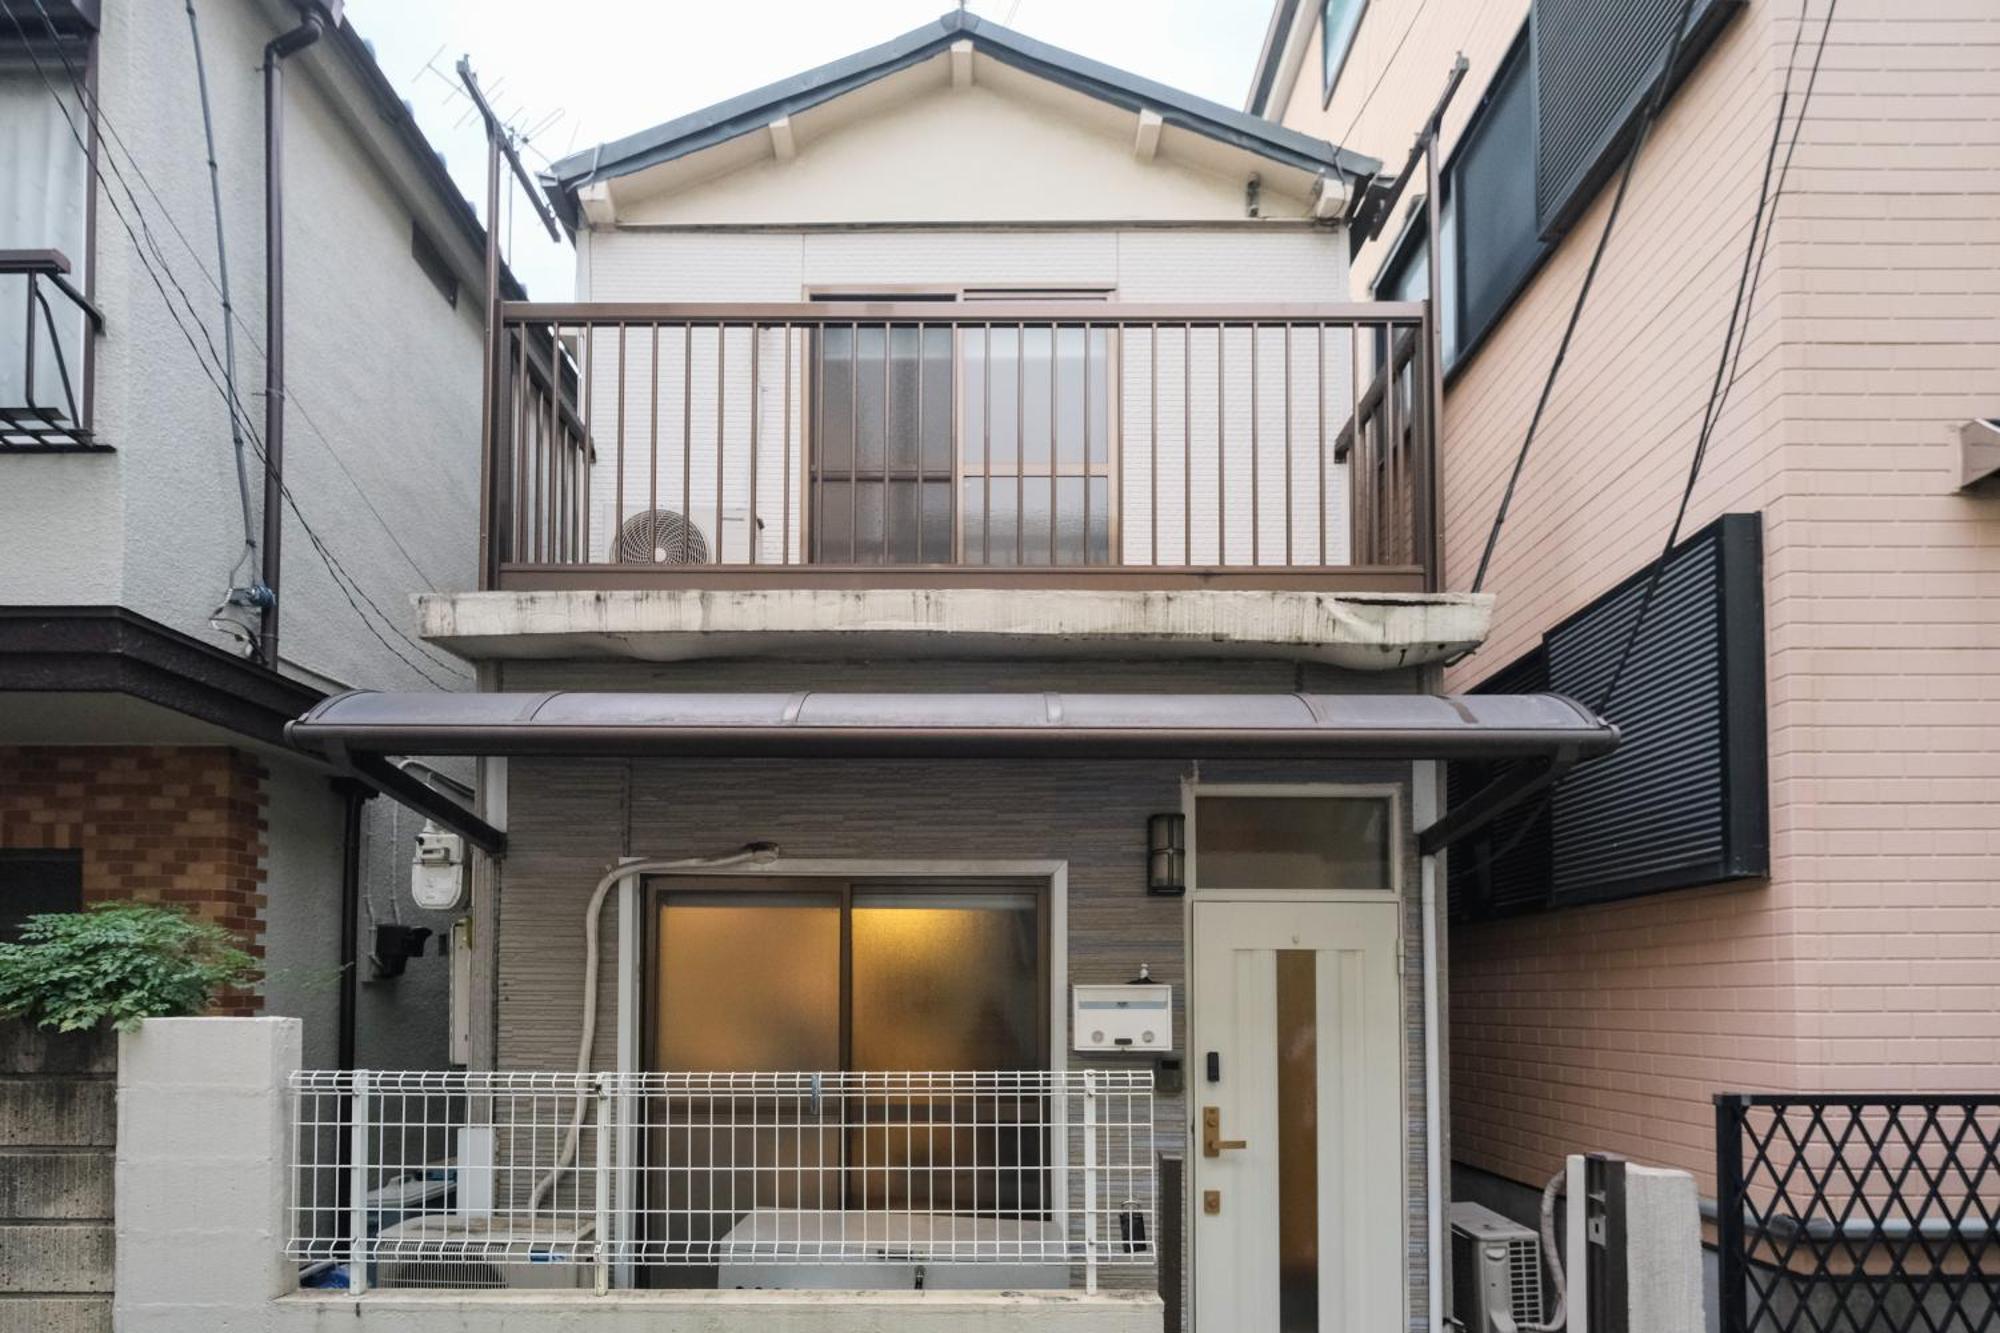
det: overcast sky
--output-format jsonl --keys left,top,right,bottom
{"left": 342, "top": 0, "right": 1273, "bottom": 300}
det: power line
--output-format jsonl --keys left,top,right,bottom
{"left": 1460, "top": 0, "right": 1838, "bottom": 873}
{"left": 10, "top": 7, "right": 467, "bottom": 688}
{"left": 1336, "top": 0, "right": 1434, "bottom": 150}
{"left": 28, "top": 0, "right": 453, "bottom": 595}
{"left": 1468, "top": 0, "right": 1704, "bottom": 595}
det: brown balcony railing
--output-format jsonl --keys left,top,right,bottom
{"left": 0, "top": 249, "right": 104, "bottom": 452}
{"left": 480, "top": 300, "right": 1435, "bottom": 593}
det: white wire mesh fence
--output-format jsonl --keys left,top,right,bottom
{"left": 289, "top": 1068, "right": 1155, "bottom": 1294}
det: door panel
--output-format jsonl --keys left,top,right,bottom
{"left": 1191, "top": 900, "right": 1402, "bottom": 1333}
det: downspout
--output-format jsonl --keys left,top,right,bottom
{"left": 1414, "top": 762, "right": 1446, "bottom": 1330}
{"left": 260, "top": 4, "right": 331, "bottom": 666}
{"left": 336, "top": 779, "right": 370, "bottom": 1070}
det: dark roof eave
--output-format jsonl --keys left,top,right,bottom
{"left": 547, "top": 10, "right": 1378, "bottom": 210}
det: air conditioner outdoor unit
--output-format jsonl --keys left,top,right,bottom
{"left": 1449, "top": 1200, "right": 1544, "bottom": 1333}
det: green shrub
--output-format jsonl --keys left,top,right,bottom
{"left": 0, "top": 903, "right": 258, "bottom": 1033}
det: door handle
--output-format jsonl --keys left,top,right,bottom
{"left": 1202, "top": 1106, "right": 1246, "bottom": 1157}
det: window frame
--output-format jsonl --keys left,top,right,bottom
{"left": 801, "top": 287, "right": 1120, "bottom": 568}
{"left": 1, "top": 13, "right": 102, "bottom": 451}
{"left": 1319, "top": 0, "right": 1370, "bottom": 108}
{"left": 641, "top": 875, "right": 1053, "bottom": 1077}
{"left": 1185, "top": 782, "right": 1404, "bottom": 899}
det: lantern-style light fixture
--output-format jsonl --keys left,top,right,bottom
{"left": 1147, "top": 812, "right": 1186, "bottom": 896}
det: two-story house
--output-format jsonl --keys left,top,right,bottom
{"left": 0, "top": 0, "right": 499, "bottom": 1073}
{"left": 1253, "top": 0, "right": 2000, "bottom": 1325}
{"left": 249, "top": 11, "right": 1622, "bottom": 1333}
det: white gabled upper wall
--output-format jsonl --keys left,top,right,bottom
{"left": 596, "top": 53, "right": 1320, "bottom": 228}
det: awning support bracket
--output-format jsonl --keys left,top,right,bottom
{"left": 1416, "top": 743, "right": 1580, "bottom": 858}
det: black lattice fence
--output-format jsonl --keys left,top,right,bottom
{"left": 1717, "top": 1095, "right": 2000, "bottom": 1332}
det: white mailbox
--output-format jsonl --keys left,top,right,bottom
{"left": 1071, "top": 984, "right": 1172, "bottom": 1053}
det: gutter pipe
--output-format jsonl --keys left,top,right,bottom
{"left": 260, "top": 3, "right": 333, "bottom": 666}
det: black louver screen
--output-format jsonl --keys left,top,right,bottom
{"left": 1448, "top": 514, "right": 1766, "bottom": 921}
{"left": 1532, "top": 0, "right": 1740, "bottom": 237}
{"left": 1446, "top": 649, "right": 1554, "bottom": 920}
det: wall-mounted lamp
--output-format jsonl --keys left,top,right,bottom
{"left": 1147, "top": 813, "right": 1186, "bottom": 896}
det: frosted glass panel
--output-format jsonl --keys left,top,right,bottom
{"left": 850, "top": 892, "right": 1039, "bottom": 1071}
{"left": 1277, "top": 950, "right": 1319, "bottom": 1331}
{"left": 654, "top": 894, "right": 840, "bottom": 1071}
{"left": 1196, "top": 796, "right": 1391, "bottom": 890}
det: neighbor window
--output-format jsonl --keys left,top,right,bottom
{"left": 1196, "top": 795, "right": 1393, "bottom": 890}
{"left": 2, "top": 32, "right": 93, "bottom": 439}
{"left": 1386, "top": 0, "right": 1739, "bottom": 370}
{"left": 0, "top": 849, "right": 83, "bottom": 943}
{"left": 1320, "top": 0, "right": 1367, "bottom": 104}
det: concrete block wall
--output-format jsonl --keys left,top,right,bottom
{"left": 0, "top": 1020, "right": 116, "bottom": 1333}
{"left": 113, "top": 1017, "right": 298, "bottom": 1332}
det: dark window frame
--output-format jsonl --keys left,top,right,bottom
{"left": 408, "top": 221, "right": 458, "bottom": 309}
{"left": 0, "top": 848, "right": 84, "bottom": 942}
{"left": 1319, "top": 0, "right": 1370, "bottom": 108}
{"left": 1, "top": 11, "right": 103, "bottom": 451}
{"left": 1377, "top": 0, "right": 1743, "bottom": 380}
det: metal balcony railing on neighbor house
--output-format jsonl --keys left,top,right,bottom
{"left": 0, "top": 249, "right": 103, "bottom": 451}
{"left": 480, "top": 300, "right": 1436, "bottom": 592}
{"left": 289, "top": 1068, "right": 1156, "bottom": 1296}
{"left": 1716, "top": 1094, "right": 2000, "bottom": 1333}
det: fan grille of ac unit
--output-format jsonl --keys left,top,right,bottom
{"left": 617, "top": 509, "right": 709, "bottom": 564}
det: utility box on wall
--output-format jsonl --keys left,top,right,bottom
{"left": 1071, "top": 984, "right": 1171, "bottom": 1053}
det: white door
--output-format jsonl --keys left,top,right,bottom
{"left": 1190, "top": 899, "right": 1403, "bottom": 1332}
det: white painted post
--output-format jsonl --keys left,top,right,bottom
{"left": 348, "top": 1070, "right": 370, "bottom": 1296}
{"left": 595, "top": 1074, "right": 613, "bottom": 1294}
{"left": 1083, "top": 1070, "right": 1099, "bottom": 1295}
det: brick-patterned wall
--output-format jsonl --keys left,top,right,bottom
{"left": 0, "top": 747, "right": 268, "bottom": 1015}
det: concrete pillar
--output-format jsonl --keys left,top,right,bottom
{"left": 114, "top": 1017, "right": 300, "bottom": 1331}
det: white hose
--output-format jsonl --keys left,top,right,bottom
{"left": 527, "top": 843, "right": 780, "bottom": 1213}
{"left": 1529, "top": 1168, "right": 1569, "bottom": 1332}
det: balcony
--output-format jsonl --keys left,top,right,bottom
{"left": 442, "top": 299, "right": 1482, "bottom": 667}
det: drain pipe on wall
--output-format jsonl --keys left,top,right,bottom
{"left": 259, "top": 1, "right": 337, "bottom": 664}
{"left": 335, "top": 780, "right": 372, "bottom": 1070}
{"left": 1414, "top": 762, "right": 1446, "bottom": 1330}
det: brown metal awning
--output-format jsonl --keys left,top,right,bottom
{"left": 286, "top": 690, "right": 1617, "bottom": 761}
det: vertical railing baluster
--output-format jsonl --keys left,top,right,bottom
{"left": 850, "top": 321, "right": 860, "bottom": 565}
{"left": 1317, "top": 323, "right": 1327, "bottom": 566}
{"left": 1217, "top": 324, "right": 1227, "bottom": 566}
{"left": 716, "top": 324, "right": 726, "bottom": 564}
{"left": 1048, "top": 325, "right": 1057, "bottom": 566}
{"left": 682, "top": 322, "right": 693, "bottom": 563}
{"left": 545, "top": 319, "right": 559, "bottom": 564}
{"left": 1081, "top": 321, "right": 1091, "bottom": 564}
{"left": 1284, "top": 322, "right": 1294, "bottom": 567}
{"left": 883, "top": 323, "right": 892, "bottom": 565}
{"left": 1083, "top": 1070, "right": 1098, "bottom": 1295}
{"left": 983, "top": 323, "right": 993, "bottom": 566}
{"left": 348, "top": 1070, "right": 370, "bottom": 1296}
{"left": 1717, "top": 1095, "right": 1747, "bottom": 1333}
{"left": 1149, "top": 323, "right": 1159, "bottom": 567}
{"left": 614, "top": 325, "right": 626, "bottom": 564}
{"left": 915, "top": 321, "right": 925, "bottom": 562}
{"left": 1350, "top": 323, "right": 1364, "bottom": 565}
{"left": 595, "top": 1074, "right": 613, "bottom": 1294}
{"left": 782, "top": 322, "right": 792, "bottom": 564}
{"left": 512, "top": 329, "right": 528, "bottom": 564}
{"left": 1015, "top": 325, "right": 1024, "bottom": 567}
{"left": 1251, "top": 321, "right": 1260, "bottom": 565}
{"left": 648, "top": 325, "right": 660, "bottom": 557}
{"left": 749, "top": 322, "right": 760, "bottom": 565}
{"left": 1183, "top": 324, "right": 1192, "bottom": 567}
{"left": 579, "top": 323, "right": 594, "bottom": 564}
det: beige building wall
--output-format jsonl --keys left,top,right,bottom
{"left": 1272, "top": 0, "right": 2000, "bottom": 1196}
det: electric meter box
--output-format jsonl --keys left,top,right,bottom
{"left": 1071, "top": 984, "right": 1172, "bottom": 1053}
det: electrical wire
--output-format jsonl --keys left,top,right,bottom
{"left": 29, "top": 0, "right": 452, "bottom": 599}
{"left": 1468, "top": 0, "right": 1704, "bottom": 596}
{"left": 1335, "top": 0, "right": 1435, "bottom": 149}
{"left": 1459, "top": 0, "right": 1838, "bottom": 877}
{"left": 183, "top": 0, "right": 256, "bottom": 592}
{"left": 9, "top": 9, "right": 467, "bottom": 689}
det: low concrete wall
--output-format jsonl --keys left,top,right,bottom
{"left": 0, "top": 1019, "right": 116, "bottom": 1333}
{"left": 114, "top": 1018, "right": 1161, "bottom": 1333}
